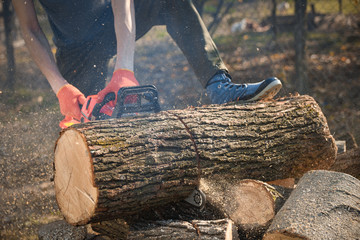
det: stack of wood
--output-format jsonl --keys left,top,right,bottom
{"left": 53, "top": 95, "right": 359, "bottom": 239}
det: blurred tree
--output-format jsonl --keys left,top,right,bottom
{"left": 294, "top": 0, "right": 308, "bottom": 94}
{"left": 271, "top": 0, "right": 278, "bottom": 41}
{"left": 193, "top": 0, "right": 237, "bottom": 35}
{"left": 2, "top": 0, "right": 16, "bottom": 91}
{"left": 338, "top": 0, "right": 343, "bottom": 14}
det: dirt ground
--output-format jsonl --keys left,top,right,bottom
{"left": 1, "top": 14, "right": 360, "bottom": 239}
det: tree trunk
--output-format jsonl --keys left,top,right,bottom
{"left": 200, "top": 178, "right": 293, "bottom": 240}
{"left": 263, "top": 170, "right": 360, "bottom": 240}
{"left": 2, "top": 0, "right": 16, "bottom": 90}
{"left": 91, "top": 218, "right": 238, "bottom": 240}
{"left": 331, "top": 147, "right": 360, "bottom": 179}
{"left": 54, "top": 95, "right": 336, "bottom": 225}
{"left": 271, "top": 0, "right": 278, "bottom": 40}
{"left": 294, "top": 0, "right": 308, "bottom": 93}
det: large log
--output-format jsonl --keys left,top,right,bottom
{"left": 91, "top": 218, "right": 238, "bottom": 240}
{"left": 263, "top": 170, "right": 360, "bottom": 240}
{"left": 54, "top": 95, "right": 336, "bottom": 225}
{"left": 90, "top": 200, "right": 226, "bottom": 239}
{"left": 200, "top": 178, "right": 293, "bottom": 239}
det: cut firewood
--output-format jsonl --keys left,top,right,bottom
{"left": 54, "top": 95, "right": 336, "bottom": 225}
{"left": 91, "top": 218, "right": 238, "bottom": 240}
{"left": 330, "top": 147, "right": 360, "bottom": 179}
{"left": 267, "top": 178, "right": 295, "bottom": 188}
{"left": 263, "top": 170, "right": 360, "bottom": 240}
{"left": 200, "top": 178, "right": 292, "bottom": 239}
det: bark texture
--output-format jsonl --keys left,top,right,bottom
{"left": 54, "top": 95, "right": 336, "bottom": 225}
{"left": 331, "top": 147, "right": 360, "bottom": 179}
{"left": 92, "top": 218, "right": 238, "bottom": 240}
{"left": 264, "top": 170, "right": 360, "bottom": 240}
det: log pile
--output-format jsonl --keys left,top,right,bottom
{"left": 50, "top": 95, "right": 360, "bottom": 239}
{"left": 263, "top": 170, "right": 360, "bottom": 240}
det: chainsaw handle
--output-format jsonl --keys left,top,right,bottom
{"left": 92, "top": 92, "right": 116, "bottom": 119}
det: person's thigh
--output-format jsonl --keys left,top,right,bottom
{"left": 134, "top": 0, "right": 166, "bottom": 40}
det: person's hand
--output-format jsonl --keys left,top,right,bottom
{"left": 56, "top": 84, "right": 86, "bottom": 120}
{"left": 97, "top": 69, "right": 139, "bottom": 106}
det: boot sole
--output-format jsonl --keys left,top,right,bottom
{"left": 247, "top": 78, "right": 282, "bottom": 102}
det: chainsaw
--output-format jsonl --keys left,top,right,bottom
{"left": 60, "top": 85, "right": 206, "bottom": 208}
{"left": 60, "top": 85, "right": 161, "bottom": 128}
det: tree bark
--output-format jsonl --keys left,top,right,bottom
{"left": 263, "top": 170, "right": 360, "bottom": 240}
{"left": 200, "top": 178, "right": 293, "bottom": 240}
{"left": 54, "top": 95, "right": 336, "bottom": 225}
{"left": 91, "top": 218, "right": 238, "bottom": 240}
{"left": 330, "top": 147, "right": 360, "bottom": 179}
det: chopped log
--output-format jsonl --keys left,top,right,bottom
{"left": 263, "top": 170, "right": 360, "bottom": 240}
{"left": 200, "top": 178, "right": 293, "bottom": 239}
{"left": 267, "top": 178, "right": 295, "bottom": 188}
{"left": 91, "top": 218, "right": 238, "bottom": 240}
{"left": 135, "top": 200, "right": 225, "bottom": 222}
{"left": 90, "top": 201, "right": 226, "bottom": 239}
{"left": 330, "top": 147, "right": 360, "bottom": 179}
{"left": 54, "top": 95, "right": 336, "bottom": 225}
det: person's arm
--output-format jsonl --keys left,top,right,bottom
{"left": 12, "top": 0, "right": 67, "bottom": 93}
{"left": 12, "top": 0, "right": 85, "bottom": 122}
{"left": 97, "top": 0, "right": 139, "bottom": 103}
{"left": 111, "top": 0, "right": 135, "bottom": 71}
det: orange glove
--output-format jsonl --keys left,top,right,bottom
{"left": 56, "top": 84, "right": 86, "bottom": 120}
{"left": 97, "top": 69, "right": 139, "bottom": 106}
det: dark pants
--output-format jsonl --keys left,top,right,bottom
{"left": 56, "top": 0, "right": 227, "bottom": 96}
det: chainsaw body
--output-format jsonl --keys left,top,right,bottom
{"left": 60, "top": 85, "right": 161, "bottom": 128}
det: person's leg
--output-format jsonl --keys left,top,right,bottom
{"left": 134, "top": 0, "right": 163, "bottom": 40}
{"left": 160, "top": 0, "right": 227, "bottom": 88}
{"left": 159, "top": 0, "right": 282, "bottom": 104}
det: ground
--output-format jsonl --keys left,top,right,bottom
{"left": 0, "top": 12, "right": 359, "bottom": 239}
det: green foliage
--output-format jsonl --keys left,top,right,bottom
{"left": 307, "top": 0, "right": 359, "bottom": 14}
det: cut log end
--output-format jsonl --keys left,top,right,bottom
{"left": 200, "top": 178, "right": 279, "bottom": 236}
{"left": 54, "top": 129, "right": 98, "bottom": 225}
{"left": 230, "top": 180, "right": 275, "bottom": 226}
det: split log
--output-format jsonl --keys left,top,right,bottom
{"left": 263, "top": 170, "right": 360, "bottom": 240}
{"left": 91, "top": 218, "right": 238, "bottom": 240}
{"left": 54, "top": 95, "right": 336, "bottom": 225}
{"left": 330, "top": 147, "right": 360, "bottom": 179}
{"left": 200, "top": 178, "right": 293, "bottom": 239}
